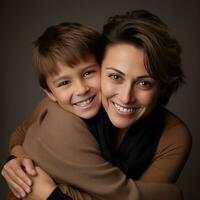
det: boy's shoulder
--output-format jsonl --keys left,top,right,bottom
{"left": 39, "top": 101, "right": 85, "bottom": 125}
{"left": 35, "top": 101, "right": 97, "bottom": 147}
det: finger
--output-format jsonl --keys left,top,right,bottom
{"left": 4, "top": 169, "right": 31, "bottom": 194}
{"left": 12, "top": 162, "right": 33, "bottom": 186}
{"left": 3, "top": 158, "right": 32, "bottom": 186}
{"left": 5, "top": 174, "right": 28, "bottom": 199}
{"left": 3, "top": 164, "right": 32, "bottom": 191}
{"left": 10, "top": 187, "right": 27, "bottom": 199}
{"left": 22, "top": 158, "right": 37, "bottom": 176}
{"left": 9, "top": 189, "right": 21, "bottom": 199}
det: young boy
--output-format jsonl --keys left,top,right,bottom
{"left": 33, "top": 22, "right": 101, "bottom": 119}
{"left": 5, "top": 22, "right": 140, "bottom": 200}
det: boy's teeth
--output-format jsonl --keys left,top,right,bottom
{"left": 76, "top": 97, "right": 92, "bottom": 107}
{"left": 114, "top": 103, "right": 135, "bottom": 113}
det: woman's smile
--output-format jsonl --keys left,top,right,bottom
{"left": 112, "top": 101, "right": 139, "bottom": 115}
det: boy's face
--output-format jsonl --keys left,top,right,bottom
{"left": 45, "top": 56, "right": 101, "bottom": 119}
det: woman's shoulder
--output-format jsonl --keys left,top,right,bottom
{"left": 163, "top": 108, "right": 191, "bottom": 137}
{"left": 158, "top": 108, "right": 192, "bottom": 154}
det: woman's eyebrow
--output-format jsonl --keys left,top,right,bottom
{"left": 105, "top": 67, "right": 125, "bottom": 76}
{"left": 136, "top": 75, "right": 152, "bottom": 79}
{"left": 105, "top": 67, "right": 152, "bottom": 80}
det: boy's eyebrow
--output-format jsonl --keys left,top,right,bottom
{"left": 53, "top": 75, "right": 71, "bottom": 84}
{"left": 52, "top": 63, "right": 99, "bottom": 84}
{"left": 85, "top": 63, "right": 99, "bottom": 68}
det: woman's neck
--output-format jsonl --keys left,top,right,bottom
{"left": 112, "top": 128, "right": 129, "bottom": 153}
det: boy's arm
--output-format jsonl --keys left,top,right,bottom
{"left": 24, "top": 103, "right": 183, "bottom": 200}
{"left": 4, "top": 97, "right": 50, "bottom": 198}
{"left": 9, "top": 97, "right": 49, "bottom": 152}
{"left": 24, "top": 105, "right": 140, "bottom": 200}
{"left": 5, "top": 101, "right": 184, "bottom": 200}
{"left": 7, "top": 100, "right": 138, "bottom": 200}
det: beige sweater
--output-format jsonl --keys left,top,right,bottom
{"left": 9, "top": 98, "right": 192, "bottom": 200}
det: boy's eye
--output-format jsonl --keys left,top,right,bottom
{"left": 58, "top": 80, "right": 70, "bottom": 87}
{"left": 83, "top": 70, "right": 95, "bottom": 77}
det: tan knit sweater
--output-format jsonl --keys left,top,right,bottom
{"left": 9, "top": 98, "right": 192, "bottom": 200}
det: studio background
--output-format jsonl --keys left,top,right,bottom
{"left": 1, "top": 0, "right": 199, "bottom": 199}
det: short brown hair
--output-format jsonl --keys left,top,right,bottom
{"left": 32, "top": 22, "right": 100, "bottom": 90}
{"left": 99, "top": 10, "right": 184, "bottom": 105}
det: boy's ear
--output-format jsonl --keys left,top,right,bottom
{"left": 43, "top": 89, "right": 57, "bottom": 102}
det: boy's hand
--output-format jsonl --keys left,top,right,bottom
{"left": 1, "top": 157, "right": 37, "bottom": 199}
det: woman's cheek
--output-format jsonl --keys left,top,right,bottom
{"left": 102, "top": 81, "right": 117, "bottom": 97}
{"left": 138, "top": 91, "right": 158, "bottom": 107}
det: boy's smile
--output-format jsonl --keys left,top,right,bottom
{"left": 73, "top": 95, "right": 96, "bottom": 108}
{"left": 45, "top": 56, "right": 101, "bottom": 119}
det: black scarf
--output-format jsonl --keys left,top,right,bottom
{"left": 85, "top": 105, "right": 165, "bottom": 180}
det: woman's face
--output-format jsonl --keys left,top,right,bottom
{"left": 101, "top": 43, "right": 159, "bottom": 129}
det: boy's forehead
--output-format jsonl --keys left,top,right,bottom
{"left": 56, "top": 55, "right": 97, "bottom": 68}
{"left": 47, "top": 57, "right": 98, "bottom": 77}
{"left": 43, "top": 53, "right": 98, "bottom": 79}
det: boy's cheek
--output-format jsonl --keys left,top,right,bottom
{"left": 91, "top": 76, "right": 101, "bottom": 91}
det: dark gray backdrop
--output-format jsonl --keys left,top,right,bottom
{"left": 1, "top": 0, "right": 199, "bottom": 199}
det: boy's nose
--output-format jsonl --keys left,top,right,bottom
{"left": 75, "top": 81, "right": 90, "bottom": 96}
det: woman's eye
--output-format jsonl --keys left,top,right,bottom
{"left": 138, "top": 80, "right": 152, "bottom": 89}
{"left": 109, "top": 74, "right": 121, "bottom": 80}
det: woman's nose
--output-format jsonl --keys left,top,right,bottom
{"left": 120, "top": 83, "right": 135, "bottom": 104}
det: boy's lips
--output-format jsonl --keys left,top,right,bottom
{"left": 73, "top": 95, "right": 96, "bottom": 108}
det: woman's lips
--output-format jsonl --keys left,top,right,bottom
{"left": 112, "top": 101, "right": 139, "bottom": 115}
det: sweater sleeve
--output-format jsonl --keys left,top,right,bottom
{"left": 49, "top": 182, "right": 183, "bottom": 200}
{"left": 22, "top": 103, "right": 184, "bottom": 200}
{"left": 8, "top": 101, "right": 184, "bottom": 200}
{"left": 23, "top": 103, "right": 140, "bottom": 200}
{"left": 9, "top": 97, "right": 50, "bottom": 150}
{"left": 139, "top": 111, "right": 192, "bottom": 183}
{"left": 47, "top": 187, "right": 73, "bottom": 200}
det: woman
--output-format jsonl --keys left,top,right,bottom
{"left": 2, "top": 10, "right": 191, "bottom": 200}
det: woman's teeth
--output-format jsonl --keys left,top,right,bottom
{"left": 114, "top": 102, "right": 136, "bottom": 113}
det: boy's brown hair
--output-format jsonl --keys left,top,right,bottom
{"left": 32, "top": 22, "right": 100, "bottom": 90}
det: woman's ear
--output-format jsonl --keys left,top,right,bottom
{"left": 157, "top": 85, "right": 170, "bottom": 105}
{"left": 43, "top": 89, "right": 57, "bottom": 102}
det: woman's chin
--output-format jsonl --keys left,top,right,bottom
{"left": 110, "top": 117, "right": 137, "bottom": 129}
